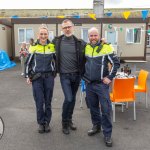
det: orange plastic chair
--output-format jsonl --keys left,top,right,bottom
{"left": 110, "top": 78, "right": 136, "bottom": 122}
{"left": 134, "top": 70, "right": 149, "bottom": 108}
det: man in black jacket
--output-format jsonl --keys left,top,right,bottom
{"left": 53, "top": 19, "right": 86, "bottom": 134}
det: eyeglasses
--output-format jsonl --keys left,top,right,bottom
{"left": 62, "top": 26, "right": 72, "bottom": 30}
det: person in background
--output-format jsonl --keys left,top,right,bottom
{"left": 52, "top": 19, "right": 86, "bottom": 135}
{"left": 83, "top": 27, "right": 120, "bottom": 147}
{"left": 29, "top": 38, "right": 35, "bottom": 46}
{"left": 25, "top": 24, "right": 56, "bottom": 134}
{"left": 19, "top": 42, "right": 28, "bottom": 76}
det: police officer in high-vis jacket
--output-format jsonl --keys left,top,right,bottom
{"left": 83, "top": 27, "right": 120, "bottom": 147}
{"left": 25, "top": 24, "right": 56, "bottom": 134}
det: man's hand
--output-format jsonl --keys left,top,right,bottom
{"left": 26, "top": 77, "right": 32, "bottom": 84}
{"left": 101, "top": 38, "right": 107, "bottom": 44}
{"left": 103, "top": 77, "right": 111, "bottom": 85}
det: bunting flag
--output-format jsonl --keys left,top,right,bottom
{"left": 120, "top": 27, "right": 123, "bottom": 32}
{"left": 72, "top": 15, "right": 80, "bottom": 18}
{"left": 141, "top": 10, "right": 149, "bottom": 20}
{"left": 106, "top": 12, "right": 112, "bottom": 17}
{"left": 4, "top": 9, "right": 150, "bottom": 20}
{"left": 11, "top": 15, "right": 19, "bottom": 18}
{"left": 123, "top": 11, "right": 131, "bottom": 19}
{"left": 88, "top": 13, "right": 96, "bottom": 20}
{"left": 108, "top": 24, "right": 112, "bottom": 29}
{"left": 56, "top": 16, "right": 65, "bottom": 18}
{"left": 40, "top": 16, "right": 48, "bottom": 18}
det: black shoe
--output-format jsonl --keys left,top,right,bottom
{"left": 104, "top": 137, "right": 112, "bottom": 147}
{"left": 69, "top": 121, "right": 77, "bottom": 130}
{"left": 38, "top": 124, "right": 45, "bottom": 133}
{"left": 87, "top": 125, "right": 101, "bottom": 136}
{"left": 62, "top": 127, "right": 70, "bottom": 134}
{"left": 45, "top": 124, "right": 51, "bottom": 133}
{"left": 62, "top": 122, "right": 70, "bottom": 134}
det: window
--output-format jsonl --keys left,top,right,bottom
{"left": 126, "top": 28, "right": 141, "bottom": 44}
{"left": 81, "top": 28, "right": 89, "bottom": 43}
{"left": 18, "top": 28, "right": 34, "bottom": 43}
{"left": 147, "top": 33, "right": 150, "bottom": 47}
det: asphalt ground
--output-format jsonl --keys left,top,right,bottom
{"left": 0, "top": 56, "right": 150, "bottom": 150}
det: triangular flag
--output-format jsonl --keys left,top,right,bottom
{"left": 11, "top": 15, "right": 19, "bottom": 18}
{"left": 88, "top": 13, "right": 96, "bottom": 20}
{"left": 106, "top": 12, "right": 112, "bottom": 17}
{"left": 40, "top": 16, "right": 48, "bottom": 18}
{"left": 108, "top": 24, "right": 112, "bottom": 29}
{"left": 72, "top": 15, "right": 80, "bottom": 18}
{"left": 120, "top": 27, "right": 123, "bottom": 32}
{"left": 141, "top": 10, "right": 149, "bottom": 20}
{"left": 57, "top": 16, "right": 65, "bottom": 19}
{"left": 123, "top": 11, "right": 131, "bottom": 20}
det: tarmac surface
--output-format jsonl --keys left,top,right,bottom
{"left": 0, "top": 56, "right": 150, "bottom": 150}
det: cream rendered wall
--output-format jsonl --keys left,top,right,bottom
{"left": 102, "top": 23, "right": 146, "bottom": 58}
{"left": 14, "top": 23, "right": 146, "bottom": 58}
{"left": 0, "top": 24, "right": 12, "bottom": 57}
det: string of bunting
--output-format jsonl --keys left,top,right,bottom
{"left": 0, "top": 13, "right": 97, "bottom": 20}
{"left": 0, "top": 9, "right": 149, "bottom": 20}
{"left": 105, "top": 9, "right": 149, "bottom": 20}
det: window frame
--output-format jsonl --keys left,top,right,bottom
{"left": 147, "top": 33, "right": 150, "bottom": 47}
{"left": 18, "top": 28, "right": 34, "bottom": 44}
{"left": 126, "top": 28, "right": 142, "bottom": 44}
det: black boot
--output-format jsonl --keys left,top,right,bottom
{"left": 44, "top": 123, "right": 51, "bottom": 133}
{"left": 69, "top": 120, "right": 77, "bottom": 130}
{"left": 87, "top": 125, "right": 101, "bottom": 136}
{"left": 38, "top": 124, "right": 45, "bottom": 133}
{"left": 104, "top": 136, "right": 112, "bottom": 147}
{"left": 62, "top": 122, "right": 70, "bottom": 134}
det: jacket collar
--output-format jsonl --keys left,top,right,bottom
{"left": 35, "top": 39, "right": 50, "bottom": 45}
